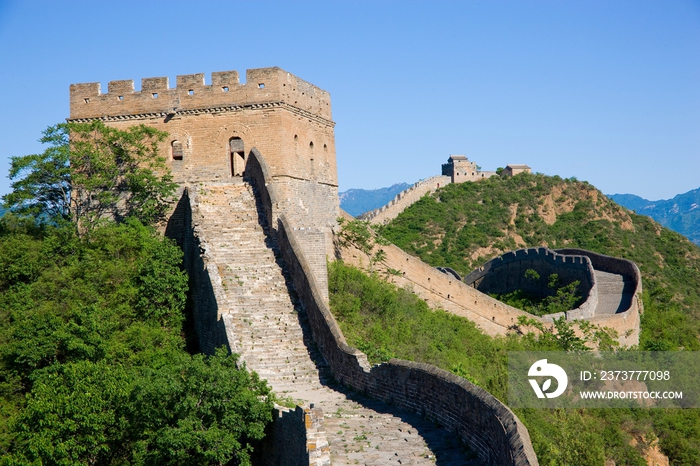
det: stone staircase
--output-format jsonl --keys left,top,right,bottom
{"left": 593, "top": 270, "right": 635, "bottom": 315}
{"left": 190, "top": 180, "right": 480, "bottom": 465}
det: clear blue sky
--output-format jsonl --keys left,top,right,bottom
{"left": 1, "top": 0, "right": 698, "bottom": 200}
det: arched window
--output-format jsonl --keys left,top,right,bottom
{"left": 172, "top": 140, "right": 183, "bottom": 160}
{"left": 229, "top": 137, "right": 245, "bottom": 176}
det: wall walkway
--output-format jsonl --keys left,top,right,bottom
{"left": 170, "top": 149, "right": 540, "bottom": 465}
{"left": 175, "top": 178, "right": 481, "bottom": 464}
{"left": 339, "top": 233, "right": 640, "bottom": 347}
{"left": 360, "top": 176, "right": 451, "bottom": 224}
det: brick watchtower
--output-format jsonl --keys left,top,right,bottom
{"left": 69, "top": 67, "right": 339, "bottom": 278}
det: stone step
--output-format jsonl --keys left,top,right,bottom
{"left": 191, "top": 180, "right": 480, "bottom": 465}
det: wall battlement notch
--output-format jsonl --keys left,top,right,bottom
{"left": 70, "top": 67, "right": 332, "bottom": 122}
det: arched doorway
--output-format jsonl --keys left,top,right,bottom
{"left": 229, "top": 137, "right": 245, "bottom": 176}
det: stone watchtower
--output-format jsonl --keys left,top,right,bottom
{"left": 69, "top": 67, "right": 339, "bottom": 287}
{"left": 441, "top": 155, "right": 497, "bottom": 183}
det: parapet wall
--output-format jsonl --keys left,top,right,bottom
{"left": 253, "top": 405, "right": 330, "bottom": 466}
{"left": 338, "top": 232, "right": 639, "bottom": 346}
{"left": 555, "top": 248, "right": 642, "bottom": 289}
{"left": 246, "top": 149, "right": 330, "bottom": 299}
{"left": 555, "top": 248, "right": 642, "bottom": 346}
{"left": 278, "top": 216, "right": 538, "bottom": 465}
{"left": 339, "top": 236, "right": 549, "bottom": 336}
{"left": 463, "top": 247, "right": 597, "bottom": 320}
{"left": 70, "top": 67, "right": 331, "bottom": 121}
{"left": 166, "top": 188, "right": 228, "bottom": 355}
{"left": 361, "top": 175, "right": 451, "bottom": 224}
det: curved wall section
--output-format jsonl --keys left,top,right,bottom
{"left": 246, "top": 150, "right": 538, "bottom": 466}
{"left": 554, "top": 248, "right": 642, "bottom": 295}
{"left": 464, "top": 247, "right": 597, "bottom": 320}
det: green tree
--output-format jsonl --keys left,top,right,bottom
{"left": 0, "top": 220, "right": 274, "bottom": 465}
{"left": 9, "top": 350, "right": 272, "bottom": 466}
{"left": 336, "top": 218, "right": 389, "bottom": 272}
{"left": 128, "top": 348, "right": 273, "bottom": 466}
{"left": 3, "top": 121, "right": 177, "bottom": 234}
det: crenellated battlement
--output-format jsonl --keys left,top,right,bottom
{"left": 70, "top": 67, "right": 332, "bottom": 122}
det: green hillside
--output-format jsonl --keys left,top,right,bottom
{"left": 329, "top": 173, "right": 700, "bottom": 465}
{"left": 329, "top": 261, "right": 700, "bottom": 465}
{"left": 0, "top": 219, "right": 273, "bottom": 464}
{"left": 379, "top": 173, "right": 700, "bottom": 351}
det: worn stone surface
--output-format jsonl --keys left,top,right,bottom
{"left": 278, "top": 213, "right": 538, "bottom": 465}
{"left": 68, "top": 67, "right": 539, "bottom": 465}
{"left": 188, "top": 179, "right": 477, "bottom": 465}
{"left": 70, "top": 67, "right": 339, "bottom": 300}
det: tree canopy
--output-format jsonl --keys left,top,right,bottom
{"left": 0, "top": 219, "right": 274, "bottom": 465}
{"left": 0, "top": 122, "right": 274, "bottom": 464}
{"left": 2, "top": 120, "right": 177, "bottom": 234}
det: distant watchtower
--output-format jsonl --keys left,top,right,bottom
{"left": 503, "top": 164, "right": 532, "bottom": 177}
{"left": 441, "top": 155, "right": 497, "bottom": 183}
{"left": 69, "top": 66, "right": 339, "bottom": 251}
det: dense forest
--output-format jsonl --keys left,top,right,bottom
{"left": 0, "top": 122, "right": 274, "bottom": 465}
{"left": 330, "top": 173, "right": 700, "bottom": 465}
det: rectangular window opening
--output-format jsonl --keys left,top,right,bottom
{"left": 188, "top": 89, "right": 194, "bottom": 96}
{"left": 258, "top": 83, "right": 265, "bottom": 89}
{"left": 118, "top": 95, "right": 124, "bottom": 101}
{"left": 152, "top": 92, "right": 158, "bottom": 98}
{"left": 172, "top": 141, "right": 184, "bottom": 161}
{"left": 222, "top": 86, "right": 229, "bottom": 92}
{"left": 84, "top": 98, "right": 90, "bottom": 104}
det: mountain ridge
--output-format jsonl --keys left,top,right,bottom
{"left": 339, "top": 182, "right": 411, "bottom": 217}
{"left": 341, "top": 173, "right": 700, "bottom": 465}
{"left": 610, "top": 187, "right": 700, "bottom": 245}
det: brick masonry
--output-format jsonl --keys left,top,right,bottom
{"left": 463, "top": 247, "right": 598, "bottom": 320}
{"left": 253, "top": 405, "right": 330, "bottom": 466}
{"left": 277, "top": 213, "right": 538, "bottom": 466}
{"left": 360, "top": 176, "right": 451, "bottom": 225}
{"left": 69, "top": 68, "right": 538, "bottom": 464}
{"left": 69, "top": 67, "right": 338, "bottom": 292}
{"left": 246, "top": 159, "right": 539, "bottom": 465}
{"left": 339, "top": 227, "right": 641, "bottom": 346}
{"left": 360, "top": 157, "right": 527, "bottom": 225}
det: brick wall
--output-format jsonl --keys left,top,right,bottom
{"left": 70, "top": 67, "right": 331, "bottom": 122}
{"left": 276, "top": 214, "right": 538, "bottom": 465}
{"left": 69, "top": 67, "right": 339, "bottom": 241}
{"left": 555, "top": 248, "right": 642, "bottom": 346}
{"left": 463, "top": 247, "right": 598, "bottom": 320}
{"left": 253, "top": 405, "right": 330, "bottom": 466}
{"left": 360, "top": 175, "right": 452, "bottom": 224}
{"left": 166, "top": 188, "right": 228, "bottom": 355}
{"left": 245, "top": 149, "right": 331, "bottom": 299}
{"left": 338, "top": 231, "right": 639, "bottom": 345}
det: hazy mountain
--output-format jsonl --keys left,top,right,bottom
{"left": 339, "top": 182, "right": 410, "bottom": 217}
{"left": 609, "top": 188, "right": 700, "bottom": 246}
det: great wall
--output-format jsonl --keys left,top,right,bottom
{"left": 359, "top": 157, "right": 531, "bottom": 225}
{"left": 67, "top": 66, "right": 640, "bottom": 465}
{"left": 353, "top": 155, "right": 641, "bottom": 347}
